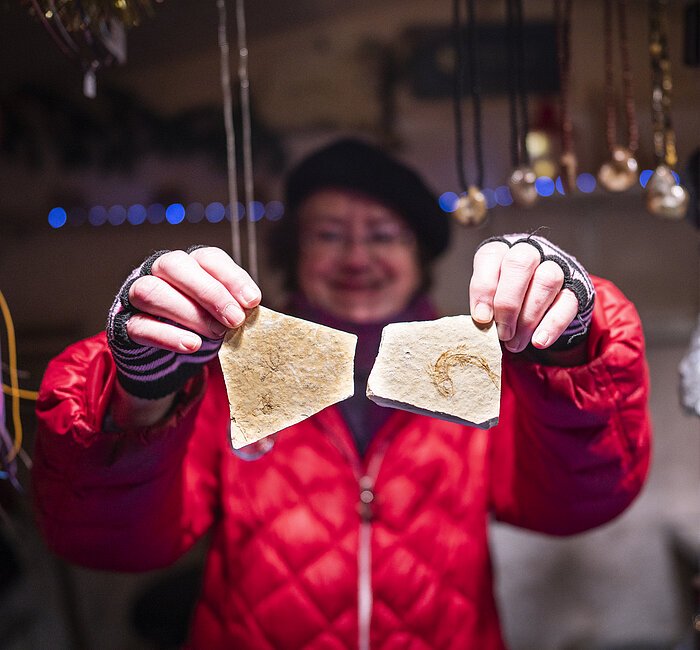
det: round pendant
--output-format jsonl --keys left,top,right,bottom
{"left": 559, "top": 151, "right": 578, "bottom": 193}
{"left": 508, "top": 166, "right": 538, "bottom": 207}
{"left": 453, "top": 187, "right": 488, "bottom": 227}
{"left": 597, "top": 146, "right": 639, "bottom": 192}
{"left": 645, "top": 165, "right": 689, "bottom": 220}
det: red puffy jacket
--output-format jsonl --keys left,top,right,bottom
{"left": 32, "top": 278, "right": 651, "bottom": 649}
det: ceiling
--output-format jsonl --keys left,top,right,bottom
{"left": 1, "top": 0, "right": 389, "bottom": 90}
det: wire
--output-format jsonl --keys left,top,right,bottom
{"left": 217, "top": 0, "right": 242, "bottom": 266}
{"left": 2, "top": 385, "right": 38, "bottom": 401}
{"left": 0, "top": 290, "right": 23, "bottom": 463}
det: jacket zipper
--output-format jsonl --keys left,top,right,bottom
{"left": 318, "top": 408, "right": 404, "bottom": 650}
{"left": 358, "top": 474, "right": 374, "bottom": 650}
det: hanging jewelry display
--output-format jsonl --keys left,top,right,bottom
{"left": 554, "top": 0, "right": 577, "bottom": 193}
{"left": 24, "top": 0, "right": 157, "bottom": 97}
{"left": 216, "top": 0, "right": 259, "bottom": 281}
{"left": 646, "top": 0, "right": 690, "bottom": 219}
{"left": 505, "top": 0, "right": 538, "bottom": 207}
{"left": 597, "top": 0, "right": 640, "bottom": 192}
{"left": 452, "top": 0, "right": 488, "bottom": 227}
{"left": 217, "top": 0, "right": 269, "bottom": 460}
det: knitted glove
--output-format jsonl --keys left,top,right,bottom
{"left": 479, "top": 233, "right": 595, "bottom": 349}
{"left": 106, "top": 249, "right": 224, "bottom": 399}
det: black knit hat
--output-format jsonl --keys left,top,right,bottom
{"left": 284, "top": 138, "right": 450, "bottom": 261}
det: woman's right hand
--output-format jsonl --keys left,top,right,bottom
{"left": 106, "top": 246, "right": 261, "bottom": 402}
{"left": 125, "top": 246, "right": 261, "bottom": 353}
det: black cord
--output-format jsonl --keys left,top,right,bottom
{"left": 452, "top": 0, "right": 469, "bottom": 192}
{"left": 452, "top": 0, "right": 484, "bottom": 191}
{"left": 506, "top": 0, "right": 529, "bottom": 169}
{"left": 514, "top": 0, "right": 529, "bottom": 158}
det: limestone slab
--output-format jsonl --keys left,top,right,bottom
{"left": 218, "top": 306, "right": 357, "bottom": 448}
{"left": 366, "top": 316, "right": 501, "bottom": 429}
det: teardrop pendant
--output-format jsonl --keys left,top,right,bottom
{"left": 597, "top": 146, "right": 639, "bottom": 192}
{"left": 645, "top": 165, "right": 689, "bottom": 220}
{"left": 507, "top": 166, "right": 538, "bottom": 207}
{"left": 453, "top": 187, "right": 488, "bottom": 227}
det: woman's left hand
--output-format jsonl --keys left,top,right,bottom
{"left": 469, "top": 234, "right": 594, "bottom": 354}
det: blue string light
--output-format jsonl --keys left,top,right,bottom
{"left": 495, "top": 186, "right": 514, "bottom": 207}
{"left": 127, "top": 204, "right": 147, "bottom": 226}
{"left": 439, "top": 191, "right": 459, "bottom": 212}
{"left": 266, "top": 200, "right": 285, "bottom": 221}
{"left": 165, "top": 203, "right": 185, "bottom": 224}
{"left": 205, "top": 202, "right": 226, "bottom": 223}
{"left": 147, "top": 204, "right": 165, "bottom": 224}
{"left": 48, "top": 207, "right": 67, "bottom": 228}
{"left": 535, "top": 177, "right": 555, "bottom": 197}
{"left": 576, "top": 173, "right": 596, "bottom": 193}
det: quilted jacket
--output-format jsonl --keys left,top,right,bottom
{"left": 32, "top": 277, "right": 651, "bottom": 649}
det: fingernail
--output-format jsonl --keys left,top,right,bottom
{"left": 209, "top": 320, "right": 228, "bottom": 337}
{"left": 496, "top": 322, "right": 512, "bottom": 341}
{"left": 505, "top": 336, "right": 522, "bottom": 353}
{"left": 181, "top": 334, "right": 200, "bottom": 351}
{"left": 240, "top": 284, "right": 261, "bottom": 307}
{"left": 473, "top": 302, "right": 492, "bottom": 322}
{"left": 532, "top": 329, "right": 550, "bottom": 347}
{"left": 223, "top": 303, "right": 245, "bottom": 328}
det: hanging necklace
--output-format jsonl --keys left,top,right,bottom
{"left": 452, "top": 0, "right": 488, "bottom": 227}
{"left": 645, "top": 0, "right": 690, "bottom": 219}
{"left": 597, "top": 0, "right": 640, "bottom": 192}
{"left": 216, "top": 0, "right": 260, "bottom": 280}
{"left": 505, "top": 0, "right": 538, "bottom": 207}
{"left": 554, "top": 0, "right": 577, "bottom": 193}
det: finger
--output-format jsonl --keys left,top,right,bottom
{"left": 150, "top": 250, "right": 246, "bottom": 329}
{"left": 126, "top": 313, "right": 203, "bottom": 353}
{"left": 129, "top": 275, "right": 229, "bottom": 339}
{"left": 505, "top": 260, "right": 564, "bottom": 353}
{"left": 531, "top": 288, "right": 580, "bottom": 349}
{"left": 492, "top": 243, "right": 541, "bottom": 342}
{"left": 189, "top": 247, "right": 262, "bottom": 309}
{"left": 469, "top": 241, "right": 509, "bottom": 323}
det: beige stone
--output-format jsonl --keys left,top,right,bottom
{"left": 366, "top": 316, "right": 501, "bottom": 429}
{"left": 218, "top": 306, "right": 357, "bottom": 449}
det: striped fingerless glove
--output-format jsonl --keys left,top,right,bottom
{"left": 480, "top": 233, "right": 595, "bottom": 349}
{"left": 106, "top": 249, "right": 223, "bottom": 399}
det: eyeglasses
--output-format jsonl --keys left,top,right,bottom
{"left": 302, "top": 226, "right": 415, "bottom": 254}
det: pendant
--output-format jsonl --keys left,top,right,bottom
{"left": 597, "top": 146, "right": 639, "bottom": 192}
{"left": 559, "top": 151, "right": 578, "bottom": 193}
{"left": 507, "top": 166, "right": 538, "bottom": 207}
{"left": 453, "top": 187, "right": 488, "bottom": 227}
{"left": 645, "top": 164, "right": 689, "bottom": 220}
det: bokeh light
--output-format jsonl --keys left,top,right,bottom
{"left": 147, "top": 204, "right": 165, "bottom": 224}
{"left": 89, "top": 205, "right": 108, "bottom": 226}
{"left": 439, "top": 191, "right": 459, "bottom": 212}
{"left": 127, "top": 204, "right": 147, "bottom": 226}
{"left": 495, "top": 186, "right": 513, "bottom": 207}
{"left": 266, "top": 200, "right": 285, "bottom": 221}
{"left": 482, "top": 188, "right": 497, "bottom": 209}
{"left": 205, "top": 202, "right": 226, "bottom": 223}
{"left": 555, "top": 177, "right": 565, "bottom": 195}
{"left": 249, "top": 201, "right": 265, "bottom": 222}
{"left": 108, "top": 205, "right": 127, "bottom": 225}
{"left": 48, "top": 207, "right": 67, "bottom": 228}
{"left": 535, "top": 177, "right": 555, "bottom": 197}
{"left": 576, "top": 173, "right": 597, "bottom": 193}
{"left": 165, "top": 203, "right": 186, "bottom": 224}
{"left": 186, "top": 202, "right": 204, "bottom": 223}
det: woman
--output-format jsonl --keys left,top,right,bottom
{"left": 32, "top": 138, "right": 650, "bottom": 649}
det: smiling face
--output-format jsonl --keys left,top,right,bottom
{"left": 297, "top": 188, "right": 422, "bottom": 324}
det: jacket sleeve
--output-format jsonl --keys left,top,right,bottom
{"left": 489, "top": 276, "right": 651, "bottom": 535}
{"left": 31, "top": 333, "right": 224, "bottom": 571}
